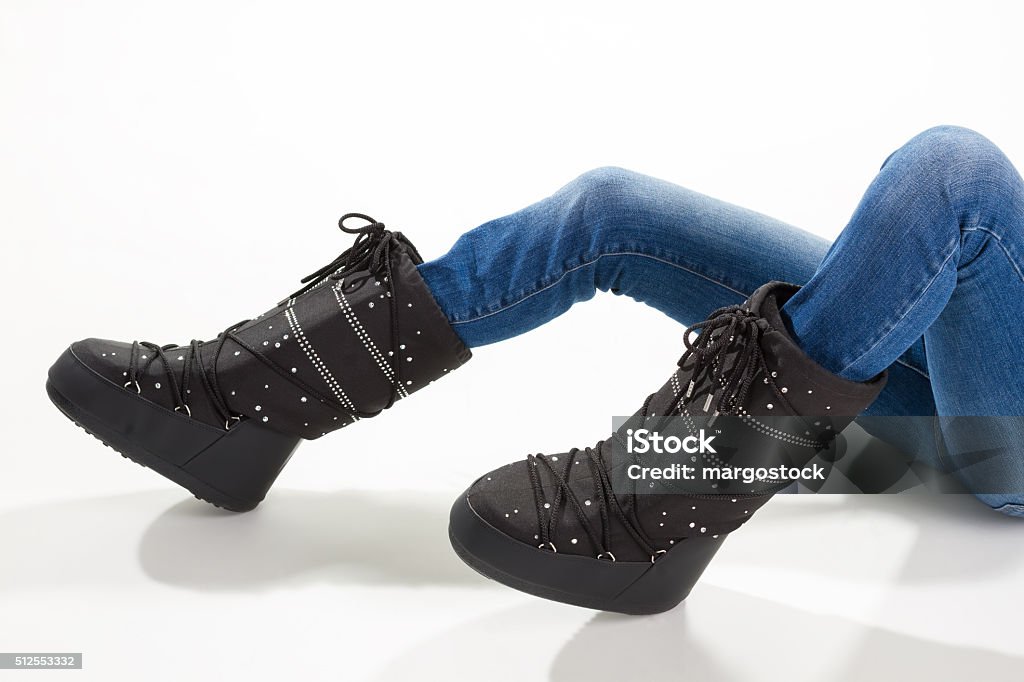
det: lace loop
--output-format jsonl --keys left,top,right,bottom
{"left": 528, "top": 442, "right": 659, "bottom": 561}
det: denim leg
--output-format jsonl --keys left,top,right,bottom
{"left": 782, "top": 126, "right": 1024, "bottom": 513}
{"left": 419, "top": 166, "right": 827, "bottom": 344}
{"left": 416, "top": 165, "right": 937, "bottom": 448}
{"left": 419, "top": 149, "right": 1024, "bottom": 513}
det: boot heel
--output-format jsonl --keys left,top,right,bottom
{"left": 180, "top": 421, "right": 299, "bottom": 511}
{"left": 607, "top": 535, "right": 725, "bottom": 614}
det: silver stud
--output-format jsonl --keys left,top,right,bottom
{"left": 689, "top": 522, "right": 695, "bottom": 528}
{"left": 767, "top": 403, "right": 774, "bottom": 409}
{"left": 154, "top": 382, "right": 161, "bottom": 389}
{"left": 300, "top": 397, "right": 307, "bottom": 403}
{"left": 771, "top": 371, "right": 777, "bottom": 377}
{"left": 368, "top": 302, "right": 374, "bottom": 309}
{"left": 262, "top": 416, "right": 269, "bottom": 422}
{"left": 291, "top": 367, "right": 297, "bottom": 373}
{"left": 807, "top": 389, "right": 813, "bottom": 394}
{"left": 255, "top": 405, "right": 261, "bottom": 411}
{"left": 826, "top": 405, "right": 831, "bottom": 410}
{"left": 781, "top": 387, "right": 788, "bottom": 393}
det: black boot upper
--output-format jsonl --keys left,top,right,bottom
{"left": 466, "top": 282, "right": 887, "bottom": 562}
{"left": 70, "top": 214, "right": 472, "bottom": 439}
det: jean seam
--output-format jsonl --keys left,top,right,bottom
{"left": 837, "top": 236, "right": 960, "bottom": 375}
{"left": 894, "top": 359, "right": 930, "bottom": 380}
{"left": 449, "top": 251, "right": 747, "bottom": 325}
{"left": 961, "top": 226, "right": 1024, "bottom": 283}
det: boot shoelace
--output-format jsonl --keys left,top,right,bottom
{"left": 528, "top": 442, "right": 661, "bottom": 563}
{"left": 527, "top": 304, "right": 797, "bottom": 563}
{"left": 667, "top": 303, "right": 796, "bottom": 420}
{"left": 125, "top": 213, "right": 412, "bottom": 429}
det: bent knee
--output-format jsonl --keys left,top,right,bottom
{"left": 570, "top": 166, "right": 645, "bottom": 196}
{"left": 565, "top": 166, "right": 650, "bottom": 224}
{"left": 893, "top": 125, "right": 1013, "bottom": 181}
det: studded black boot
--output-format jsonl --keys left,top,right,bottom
{"left": 448, "top": 282, "right": 885, "bottom": 614}
{"left": 46, "top": 214, "right": 471, "bottom": 511}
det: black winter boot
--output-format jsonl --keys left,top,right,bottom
{"left": 448, "top": 282, "right": 885, "bottom": 614}
{"left": 46, "top": 214, "right": 471, "bottom": 511}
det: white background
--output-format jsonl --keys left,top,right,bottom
{"left": 2, "top": 1, "right": 1024, "bottom": 680}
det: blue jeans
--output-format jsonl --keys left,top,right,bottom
{"left": 418, "top": 126, "right": 1024, "bottom": 517}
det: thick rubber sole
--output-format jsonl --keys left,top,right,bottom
{"left": 448, "top": 491, "right": 727, "bottom": 615}
{"left": 46, "top": 346, "right": 301, "bottom": 512}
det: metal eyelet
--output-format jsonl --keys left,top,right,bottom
{"left": 650, "top": 549, "right": 667, "bottom": 563}
{"left": 597, "top": 551, "right": 616, "bottom": 562}
{"left": 174, "top": 404, "right": 192, "bottom": 418}
{"left": 124, "top": 380, "right": 141, "bottom": 394}
{"left": 538, "top": 541, "right": 557, "bottom": 553}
